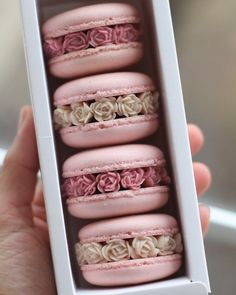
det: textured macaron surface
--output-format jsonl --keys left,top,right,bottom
{"left": 42, "top": 3, "right": 141, "bottom": 59}
{"left": 79, "top": 214, "right": 179, "bottom": 243}
{"left": 63, "top": 144, "right": 165, "bottom": 177}
{"left": 42, "top": 3, "right": 141, "bottom": 39}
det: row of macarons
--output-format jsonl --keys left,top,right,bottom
{"left": 42, "top": 3, "right": 183, "bottom": 287}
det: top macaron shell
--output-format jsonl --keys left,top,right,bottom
{"left": 54, "top": 72, "right": 159, "bottom": 148}
{"left": 42, "top": 3, "right": 143, "bottom": 78}
{"left": 63, "top": 144, "right": 165, "bottom": 178}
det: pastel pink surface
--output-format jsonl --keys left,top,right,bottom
{"left": 67, "top": 186, "right": 169, "bottom": 219}
{"left": 63, "top": 144, "right": 165, "bottom": 178}
{"left": 81, "top": 255, "right": 182, "bottom": 286}
{"left": 60, "top": 115, "right": 158, "bottom": 148}
{"left": 54, "top": 72, "right": 155, "bottom": 106}
{"left": 42, "top": 3, "right": 140, "bottom": 39}
{"left": 48, "top": 43, "right": 143, "bottom": 79}
{"left": 79, "top": 214, "right": 179, "bottom": 243}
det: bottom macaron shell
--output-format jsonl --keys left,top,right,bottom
{"left": 67, "top": 186, "right": 169, "bottom": 219}
{"left": 60, "top": 115, "right": 158, "bottom": 148}
{"left": 49, "top": 43, "right": 143, "bottom": 79}
{"left": 81, "top": 254, "right": 182, "bottom": 286}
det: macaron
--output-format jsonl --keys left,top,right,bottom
{"left": 75, "top": 214, "right": 183, "bottom": 286}
{"left": 42, "top": 3, "right": 143, "bottom": 78}
{"left": 53, "top": 72, "right": 159, "bottom": 148}
{"left": 62, "top": 144, "right": 170, "bottom": 219}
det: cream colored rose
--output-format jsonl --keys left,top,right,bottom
{"left": 174, "top": 233, "right": 183, "bottom": 253}
{"left": 70, "top": 102, "right": 93, "bottom": 125}
{"left": 102, "top": 239, "right": 131, "bottom": 262}
{"left": 75, "top": 243, "right": 86, "bottom": 265}
{"left": 79, "top": 242, "right": 105, "bottom": 265}
{"left": 131, "top": 236, "right": 159, "bottom": 259}
{"left": 53, "top": 106, "right": 72, "bottom": 129}
{"left": 140, "top": 91, "right": 159, "bottom": 115}
{"left": 156, "top": 235, "right": 176, "bottom": 256}
{"left": 117, "top": 94, "right": 142, "bottom": 117}
{"left": 90, "top": 97, "right": 118, "bottom": 122}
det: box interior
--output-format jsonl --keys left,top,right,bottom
{"left": 31, "top": 0, "right": 198, "bottom": 293}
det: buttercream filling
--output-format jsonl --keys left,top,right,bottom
{"left": 54, "top": 91, "right": 158, "bottom": 130}
{"left": 76, "top": 233, "right": 183, "bottom": 265}
{"left": 62, "top": 166, "right": 170, "bottom": 198}
{"left": 44, "top": 23, "right": 141, "bottom": 59}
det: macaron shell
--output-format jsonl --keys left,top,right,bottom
{"left": 63, "top": 144, "right": 165, "bottom": 178}
{"left": 42, "top": 3, "right": 140, "bottom": 39}
{"left": 48, "top": 43, "right": 143, "bottom": 79}
{"left": 60, "top": 115, "right": 159, "bottom": 148}
{"left": 67, "top": 186, "right": 169, "bottom": 219}
{"left": 54, "top": 72, "right": 155, "bottom": 106}
{"left": 81, "top": 255, "right": 182, "bottom": 286}
{"left": 79, "top": 214, "right": 178, "bottom": 244}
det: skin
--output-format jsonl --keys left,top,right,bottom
{"left": 0, "top": 106, "right": 211, "bottom": 295}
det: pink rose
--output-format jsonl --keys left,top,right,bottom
{"left": 88, "top": 26, "right": 114, "bottom": 47}
{"left": 62, "top": 175, "right": 97, "bottom": 198}
{"left": 62, "top": 177, "right": 76, "bottom": 198}
{"left": 143, "top": 167, "right": 162, "bottom": 187}
{"left": 96, "top": 172, "right": 121, "bottom": 193}
{"left": 120, "top": 168, "right": 145, "bottom": 190}
{"left": 43, "top": 37, "right": 64, "bottom": 58}
{"left": 159, "top": 167, "right": 171, "bottom": 185}
{"left": 73, "top": 175, "right": 97, "bottom": 196}
{"left": 143, "top": 167, "right": 171, "bottom": 186}
{"left": 63, "top": 32, "right": 89, "bottom": 53}
{"left": 113, "top": 24, "right": 140, "bottom": 44}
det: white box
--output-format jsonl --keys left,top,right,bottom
{"left": 20, "top": 0, "right": 210, "bottom": 294}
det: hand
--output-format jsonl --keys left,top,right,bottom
{"left": 0, "top": 106, "right": 211, "bottom": 294}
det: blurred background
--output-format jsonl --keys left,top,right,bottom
{"left": 0, "top": 0, "right": 235, "bottom": 294}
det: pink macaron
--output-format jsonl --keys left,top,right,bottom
{"left": 62, "top": 144, "right": 170, "bottom": 219}
{"left": 42, "top": 3, "right": 143, "bottom": 78}
{"left": 53, "top": 72, "right": 159, "bottom": 148}
{"left": 75, "top": 214, "right": 183, "bottom": 286}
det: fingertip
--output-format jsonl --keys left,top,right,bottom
{"left": 194, "top": 162, "right": 212, "bottom": 196}
{"left": 199, "top": 204, "right": 211, "bottom": 236}
{"left": 188, "top": 124, "right": 205, "bottom": 156}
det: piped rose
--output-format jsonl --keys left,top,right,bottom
{"left": 143, "top": 167, "right": 162, "bottom": 187}
{"left": 53, "top": 106, "right": 72, "bottom": 130}
{"left": 114, "top": 24, "right": 140, "bottom": 43}
{"left": 88, "top": 26, "right": 114, "bottom": 47}
{"left": 131, "top": 236, "right": 159, "bottom": 259}
{"left": 63, "top": 175, "right": 97, "bottom": 197}
{"left": 117, "top": 94, "right": 142, "bottom": 117}
{"left": 120, "top": 168, "right": 145, "bottom": 190}
{"left": 102, "top": 239, "right": 131, "bottom": 262}
{"left": 97, "top": 172, "right": 121, "bottom": 193}
{"left": 156, "top": 236, "right": 176, "bottom": 256}
{"left": 44, "top": 37, "right": 64, "bottom": 58}
{"left": 70, "top": 102, "right": 93, "bottom": 125}
{"left": 90, "top": 97, "right": 118, "bottom": 122}
{"left": 63, "top": 32, "right": 89, "bottom": 53}
{"left": 140, "top": 91, "right": 159, "bottom": 115}
{"left": 78, "top": 242, "right": 105, "bottom": 265}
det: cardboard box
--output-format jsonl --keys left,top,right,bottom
{"left": 20, "top": 0, "right": 210, "bottom": 294}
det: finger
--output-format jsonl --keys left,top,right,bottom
{"left": 188, "top": 124, "right": 204, "bottom": 156}
{"left": 199, "top": 204, "right": 210, "bottom": 236}
{"left": 193, "top": 162, "right": 212, "bottom": 196}
{"left": 33, "top": 179, "right": 45, "bottom": 207}
{"left": 0, "top": 106, "right": 39, "bottom": 223}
